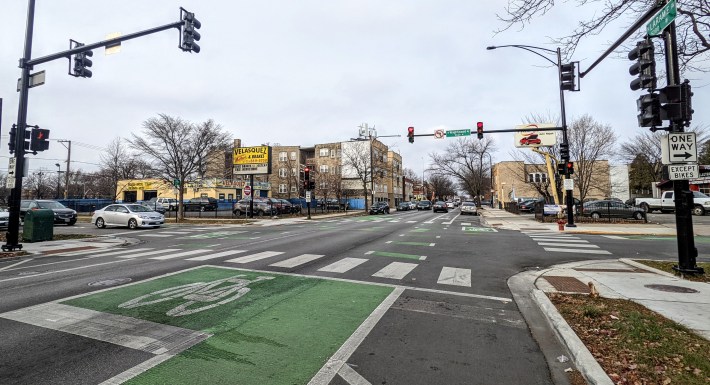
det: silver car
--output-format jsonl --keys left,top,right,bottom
{"left": 460, "top": 201, "right": 478, "bottom": 216}
{"left": 92, "top": 204, "right": 164, "bottom": 229}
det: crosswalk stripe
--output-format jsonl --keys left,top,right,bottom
{"left": 537, "top": 242, "right": 599, "bottom": 248}
{"left": 150, "top": 249, "right": 214, "bottom": 260}
{"left": 74, "top": 247, "right": 154, "bottom": 257}
{"left": 602, "top": 235, "right": 627, "bottom": 239}
{"left": 461, "top": 222, "right": 471, "bottom": 226}
{"left": 437, "top": 267, "right": 472, "bottom": 287}
{"left": 528, "top": 234, "right": 577, "bottom": 238}
{"left": 530, "top": 238, "right": 587, "bottom": 243}
{"left": 406, "top": 221, "right": 417, "bottom": 223}
{"left": 270, "top": 254, "right": 325, "bottom": 268}
{"left": 372, "top": 262, "right": 418, "bottom": 280}
{"left": 185, "top": 250, "right": 247, "bottom": 261}
{"left": 117, "top": 249, "right": 182, "bottom": 259}
{"left": 158, "top": 231, "right": 193, "bottom": 234}
{"left": 318, "top": 258, "right": 369, "bottom": 273}
{"left": 225, "top": 251, "right": 284, "bottom": 264}
{"left": 543, "top": 247, "right": 611, "bottom": 255}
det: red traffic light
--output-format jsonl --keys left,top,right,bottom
{"left": 407, "top": 126, "right": 414, "bottom": 143}
{"left": 476, "top": 122, "right": 483, "bottom": 139}
{"left": 304, "top": 167, "right": 309, "bottom": 172}
{"left": 408, "top": 127, "right": 414, "bottom": 134}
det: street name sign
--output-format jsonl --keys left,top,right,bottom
{"left": 661, "top": 132, "right": 697, "bottom": 164}
{"left": 668, "top": 164, "right": 698, "bottom": 180}
{"left": 445, "top": 129, "right": 470, "bottom": 138}
{"left": 16, "top": 70, "right": 46, "bottom": 92}
{"left": 647, "top": 0, "right": 676, "bottom": 36}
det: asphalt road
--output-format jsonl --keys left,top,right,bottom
{"left": 0, "top": 209, "right": 703, "bottom": 384}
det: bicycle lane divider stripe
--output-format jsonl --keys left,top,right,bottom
{"left": 56, "top": 266, "right": 395, "bottom": 385}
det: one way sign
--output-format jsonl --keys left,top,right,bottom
{"left": 661, "top": 132, "right": 697, "bottom": 165}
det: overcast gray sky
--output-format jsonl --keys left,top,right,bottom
{"left": 2, "top": 0, "right": 708, "bottom": 178}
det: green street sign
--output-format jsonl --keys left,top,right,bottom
{"left": 173, "top": 179, "right": 180, "bottom": 187}
{"left": 646, "top": 0, "right": 676, "bottom": 36}
{"left": 446, "top": 129, "right": 471, "bottom": 138}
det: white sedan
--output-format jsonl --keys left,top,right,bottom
{"left": 92, "top": 204, "right": 164, "bottom": 229}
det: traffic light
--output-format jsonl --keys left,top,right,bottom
{"left": 560, "top": 62, "right": 577, "bottom": 91}
{"left": 628, "top": 40, "right": 656, "bottom": 91}
{"left": 559, "top": 143, "right": 569, "bottom": 162}
{"left": 476, "top": 122, "right": 483, "bottom": 140}
{"left": 407, "top": 126, "right": 414, "bottom": 143}
{"left": 71, "top": 43, "right": 93, "bottom": 78}
{"left": 680, "top": 80, "right": 694, "bottom": 123}
{"left": 304, "top": 167, "right": 310, "bottom": 181}
{"left": 636, "top": 93, "right": 662, "bottom": 128}
{"left": 29, "top": 128, "right": 50, "bottom": 152}
{"left": 566, "top": 162, "right": 574, "bottom": 175}
{"left": 309, "top": 181, "right": 316, "bottom": 190}
{"left": 7, "top": 124, "right": 31, "bottom": 154}
{"left": 556, "top": 162, "right": 566, "bottom": 175}
{"left": 180, "top": 10, "right": 201, "bottom": 53}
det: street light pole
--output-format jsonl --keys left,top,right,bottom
{"left": 55, "top": 163, "right": 61, "bottom": 199}
{"left": 485, "top": 152, "right": 493, "bottom": 206}
{"left": 486, "top": 44, "right": 576, "bottom": 226}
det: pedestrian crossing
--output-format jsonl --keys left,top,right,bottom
{"left": 62, "top": 246, "right": 473, "bottom": 288}
{"left": 522, "top": 231, "right": 612, "bottom": 255}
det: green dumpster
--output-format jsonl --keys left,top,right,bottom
{"left": 23, "top": 209, "right": 54, "bottom": 242}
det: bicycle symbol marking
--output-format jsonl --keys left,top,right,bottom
{"left": 118, "top": 275, "right": 275, "bottom": 317}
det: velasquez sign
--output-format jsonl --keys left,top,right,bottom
{"left": 232, "top": 146, "right": 272, "bottom": 175}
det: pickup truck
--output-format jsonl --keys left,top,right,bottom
{"left": 635, "top": 191, "right": 710, "bottom": 216}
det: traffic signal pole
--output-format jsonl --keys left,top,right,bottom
{"left": 556, "top": 48, "right": 575, "bottom": 228}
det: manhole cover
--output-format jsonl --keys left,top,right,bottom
{"left": 88, "top": 278, "right": 132, "bottom": 287}
{"left": 644, "top": 284, "right": 698, "bottom": 293}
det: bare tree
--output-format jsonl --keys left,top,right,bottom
{"left": 429, "top": 137, "right": 497, "bottom": 203}
{"left": 568, "top": 114, "right": 617, "bottom": 202}
{"left": 428, "top": 174, "right": 456, "bottom": 200}
{"left": 403, "top": 168, "right": 421, "bottom": 186}
{"left": 497, "top": 0, "right": 710, "bottom": 72}
{"left": 341, "top": 140, "right": 387, "bottom": 211}
{"left": 23, "top": 171, "right": 52, "bottom": 199}
{"left": 128, "top": 114, "right": 230, "bottom": 219}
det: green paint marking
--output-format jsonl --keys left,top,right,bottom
{"left": 462, "top": 227, "right": 497, "bottom": 232}
{"left": 63, "top": 267, "right": 393, "bottom": 385}
{"left": 395, "top": 241, "right": 433, "bottom": 246}
{"left": 353, "top": 226, "right": 384, "bottom": 232}
{"left": 410, "top": 228, "right": 430, "bottom": 233}
{"left": 372, "top": 251, "right": 424, "bottom": 260}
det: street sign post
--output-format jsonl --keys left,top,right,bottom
{"left": 661, "top": 132, "right": 697, "bottom": 164}
{"left": 668, "top": 164, "right": 698, "bottom": 180}
{"left": 244, "top": 185, "right": 251, "bottom": 196}
{"left": 646, "top": 0, "right": 676, "bottom": 36}
{"left": 445, "top": 129, "right": 470, "bottom": 138}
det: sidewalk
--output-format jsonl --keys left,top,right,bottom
{"left": 495, "top": 206, "right": 710, "bottom": 383}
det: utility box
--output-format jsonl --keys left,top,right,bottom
{"left": 22, "top": 209, "right": 54, "bottom": 242}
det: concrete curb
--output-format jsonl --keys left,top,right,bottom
{"left": 619, "top": 258, "right": 680, "bottom": 278}
{"left": 531, "top": 289, "right": 613, "bottom": 385}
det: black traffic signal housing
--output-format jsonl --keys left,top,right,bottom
{"left": 180, "top": 9, "right": 201, "bottom": 53}
{"left": 70, "top": 41, "right": 93, "bottom": 78}
{"left": 8, "top": 124, "right": 31, "bottom": 154}
{"left": 30, "top": 128, "right": 50, "bottom": 152}
{"left": 628, "top": 40, "right": 656, "bottom": 91}
{"left": 559, "top": 143, "right": 570, "bottom": 162}
{"left": 304, "top": 167, "right": 310, "bottom": 182}
{"left": 566, "top": 162, "right": 574, "bottom": 175}
{"left": 309, "top": 181, "right": 316, "bottom": 190}
{"left": 560, "top": 62, "right": 577, "bottom": 91}
{"left": 556, "top": 162, "right": 566, "bottom": 175}
{"left": 476, "top": 122, "right": 483, "bottom": 140}
{"left": 407, "top": 126, "right": 414, "bottom": 143}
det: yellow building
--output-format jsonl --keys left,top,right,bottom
{"left": 115, "top": 178, "right": 268, "bottom": 202}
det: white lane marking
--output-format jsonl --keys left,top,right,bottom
{"left": 150, "top": 249, "right": 214, "bottom": 260}
{"left": 0, "top": 259, "right": 131, "bottom": 283}
{"left": 116, "top": 249, "right": 182, "bottom": 259}
{"left": 185, "top": 250, "right": 247, "bottom": 261}
{"left": 157, "top": 231, "right": 193, "bottom": 234}
{"left": 399, "top": 234, "right": 405, "bottom": 237}
{"left": 543, "top": 247, "right": 611, "bottom": 255}
{"left": 388, "top": 220, "right": 399, "bottom": 223}
{"left": 436, "top": 236, "right": 441, "bottom": 239}
{"left": 0, "top": 258, "right": 33, "bottom": 272}
{"left": 442, "top": 213, "right": 460, "bottom": 225}
{"left": 106, "top": 231, "right": 139, "bottom": 236}
{"left": 406, "top": 221, "right": 417, "bottom": 223}
{"left": 308, "top": 287, "right": 404, "bottom": 385}
{"left": 338, "top": 364, "right": 372, "bottom": 385}
{"left": 530, "top": 238, "right": 587, "bottom": 243}
{"left": 364, "top": 251, "right": 374, "bottom": 255}
{"left": 372, "top": 262, "right": 418, "bottom": 280}
{"left": 225, "top": 251, "right": 284, "bottom": 264}
{"left": 437, "top": 267, "right": 472, "bottom": 287}
{"left": 419, "top": 256, "right": 427, "bottom": 261}
{"left": 602, "top": 235, "right": 628, "bottom": 239}
{"left": 461, "top": 222, "right": 471, "bottom": 226}
{"left": 537, "top": 242, "right": 600, "bottom": 248}
{"left": 87, "top": 248, "right": 155, "bottom": 258}
{"left": 428, "top": 243, "right": 436, "bottom": 247}
{"left": 270, "top": 254, "right": 325, "bottom": 268}
{"left": 318, "top": 258, "right": 369, "bottom": 273}
{"left": 385, "top": 241, "right": 393, "bottom": 244}
{"left": 136, "top": 234, "right": 173, "bottom": 238}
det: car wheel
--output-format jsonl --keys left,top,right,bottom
{"left": 693, "top": 205, "right": 705, "bottom": 216}
{"left": 95, "top": 217, "right": 106, "bottom": 229}
{"left": 633, "top": 211, "right": 644, "bottom": 220}
{"left": 256, "top": 210, "right": 265, "bottom": 217}
{"left": 640, "top": 203, "right": 650, "bottom": 213}
{"left": 591, "top": 212, "right": 601, "bottom": 219}
{"left": 200, "top": 206, "right": 206, "bottom": 212}
{"left": 128, "top": 219, "right": 138, "bottom": 229}
{"left": 68, "top": 220, "right": 76, "bottom": 226}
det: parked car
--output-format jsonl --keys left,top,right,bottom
{"left": 369, "top": 202, "right": 390, "bottom": 215}
{"left": 148, "top": 197, "right": 178, "bottom": 211}
{"left": 582, "top": 200, "right": 646, "bottom": 220}
{"left": 445, "top": 201, "right": 455, "bottom": 209}
{"left": 416, "top": 201, "right": 432, "bottom": 210}
{"left": 233, "top": 197, "right": 278, "bottom": 217}
{"left": 397, "top": 202, "right": 410, "bottom": 211}
{"left": 635, "top": 191, "right": 710, "bottom": 215}
{"left": 432, "top": 201, "right": 448, "bottom": 213}
{"left": 276, "top": 199, "right": 295, "bottom": 214}
{"left": 408, "top": 201, "right": 417, "bottom": 210}
{"left": 460, "top": 201, "right": 478, "bottom": 216}
{"left": 92, "top": 203, "right": 164, "bottom": 229}
{"left": 0, "top": 207, "right": 9, "bottom": 228}
{"left": 20, "top": 200, "right": 77, "bottom": 225}
{"left": 140, "top": 200, "right": 166, "bottom": 214}
{"left": 184, "top": 197, "right": 218, "bottom": 211}
{"left": 517, "top": 199, "right": 542, "bottom": 213}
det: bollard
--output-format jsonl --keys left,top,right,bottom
{"left": 557, "top": 219, "right": 566, "bottom": 231}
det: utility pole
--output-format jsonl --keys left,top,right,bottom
{"left": 58, "top": 140, "right": 71, "bottom": 199}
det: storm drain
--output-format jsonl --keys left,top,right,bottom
{"left": 644, "top": 284, "right": 699, "bottom": 293}
{"left": 543, "top": 276, "right": 591, "bottom": 293}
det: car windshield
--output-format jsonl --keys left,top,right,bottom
{"left": 126, "top": 204, "right": 153, "bottom": 212}
{"left": 37, "top": 201, "right": 67, "bottom": 209}
{"left": 693, "top": 191, "right": 709, "bottom": 198}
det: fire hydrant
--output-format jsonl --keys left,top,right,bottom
{"left": 557, "top": 219, "right": 566, "bottom": 231}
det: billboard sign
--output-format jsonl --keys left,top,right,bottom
{"left": 514, "top": 124, "right": 557, "bottom": 148}
{"left": 233, "top": 146, "right": 272, "bottom": 175}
